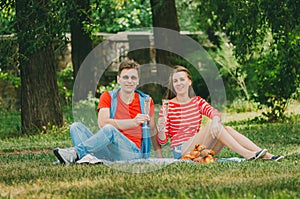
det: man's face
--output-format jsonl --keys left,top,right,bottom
{"left": 117, "top": 69, "right": 139, "bottom": 93}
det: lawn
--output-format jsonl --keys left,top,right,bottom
{"left": 0, "top": 109, "right": 299, "bottom": 199}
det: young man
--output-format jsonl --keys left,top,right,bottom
{"left": 54, "top": 60, "right": 162, "bottom": 165}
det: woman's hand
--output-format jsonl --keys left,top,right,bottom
{"left": 157, "top": 117, "right": 166, "bottom": 133}
{"left": 210, "top": 116, "right": 222, "bottom": 139}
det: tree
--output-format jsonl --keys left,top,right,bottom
{"left": 16, "top": 0, "right": 63, "bottom": 132}
{"left": 194, "top": 0, "right": 300, "bottom": 120}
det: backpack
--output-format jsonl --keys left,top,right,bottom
{"left": 108, "top": 88, "right": 151, "bottom": 158}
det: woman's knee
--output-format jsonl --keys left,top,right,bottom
{"left": 224, "top": 126, "right": 233, "bottom": 131}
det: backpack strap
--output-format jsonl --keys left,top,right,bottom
{"left": 108, "top": 88, "right": 120, "bottom": 118}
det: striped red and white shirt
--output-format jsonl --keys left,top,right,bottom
{"left": 157, "top": 96, "right": 221, "bottom": 149}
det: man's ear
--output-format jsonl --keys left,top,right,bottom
{"left": 117, "top": 76, "right": 120, "bottom": 84}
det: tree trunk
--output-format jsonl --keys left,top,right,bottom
{"left": 20, "top": 47, "right": 63, "bottom": 132}
{"left": 70, "top": 0, "right": 94, "bottom": 101}
{"left": 70, "top": 0, "right": 93, "bottom": 78}
{"left": 150, "top": 0, "right": 181, "bottom": 98}
{"left": 150, "top": 0, "right": 180, "bottom": 65}
{"left": 16, "top": 0, "right": 63, "bottom": 133}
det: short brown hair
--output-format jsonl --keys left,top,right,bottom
{"left": 118, "top": 59, "right": 140, "bottom": 75}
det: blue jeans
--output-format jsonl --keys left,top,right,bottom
{"left": 70, "top": 122, "right": 143, "bottom": 161}
{"left": 172, "top": 144, "right": 183, "bottom": 159}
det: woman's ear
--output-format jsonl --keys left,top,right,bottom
{"left": 117, "top": 76, "right": 120, "bottom": 84}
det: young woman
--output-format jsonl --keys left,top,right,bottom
{"left": 157, "top": 65, "right": 283, "bottom": 161}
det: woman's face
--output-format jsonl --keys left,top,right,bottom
{"left": 172, "top": 71, "right": 191, "bottom": 96}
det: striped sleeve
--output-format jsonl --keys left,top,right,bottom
{"left": 196, "top": 96, "right": 221, "bottom": 119}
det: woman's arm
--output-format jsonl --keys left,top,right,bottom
{"left": 156, "top": 116, "right": 169, "bottom": 145}
{"left": 150, "top": 114, "right": 163, "bottom": 158}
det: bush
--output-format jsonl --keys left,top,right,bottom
{"left": 226, "top": 98, "right": 259, "bottom": 113}
{"left": 57, "top": 64, "right": 73, "bottom": 105}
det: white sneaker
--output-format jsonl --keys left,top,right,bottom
{"left": 53, "top": 147, "right": 78, "bottom": 165}
{"left": 76, "top": 154, "right": 103, "bottom": 164}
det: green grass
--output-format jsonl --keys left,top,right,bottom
{"left": 0, "top": 109, "right": 299, "bottom": 198}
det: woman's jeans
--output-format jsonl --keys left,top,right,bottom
{"left": 70, "top": 122, "right": 143, "bottom": 161}
{"left": 172, "top": 144, "right": 183, "bottom": 159}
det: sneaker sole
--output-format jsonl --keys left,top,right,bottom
{"left": 274, "top": 156, "right": 284, "bottom": 161}
{"left": 263, "top": 156, "right": 284, "bottom": 162}
{"left": 53, "top": 148, "right": 69, "bottom": 165}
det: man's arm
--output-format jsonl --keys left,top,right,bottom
{"left": 98, "top": 108, "right": 149, "bottom": 129}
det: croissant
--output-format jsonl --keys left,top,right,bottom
{"left": 200, "top": 149, "right": 215, "bottom": 157}
{"left": 180, "top": 144, "right": 217, "bottom": 163}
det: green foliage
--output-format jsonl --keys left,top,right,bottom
{"left": 86, "top": 0, "right": 152, "bottom": 35}
{"left": 57, "top": 64, "right": 74, "bottom": 105}
{"left": 226, "top": 98, "right": 259, "bottom": 113}
{"left": 69, "top": 81, "right": 120, "bottom": 132}
{"left": 193, "top": 0, "right": 300, "bottom": 121}
{"left": 0, "top": 0, "right": 15, "bottom": 34}
{"left": 97, "top": 80, "right": 119, "bottom": 94}
{"left": 0, "top": 69, "right": 20, "bottom": 88}
{"left": 0, "top": 35, "right": 18, "bottom": 74}
{"left": 72, "top": 92, "right": 100, "bottom": 132}
{"left": 175, "top": 1, "right": 200, "bottom": 32}
{"left": 15, "top": 0, "right": 69, "bottom": 58}
{"left": 209, "top": 35, "right": 250, "bottom": 101}
{"left": 254, "top": 21, "right": 299, "bottom": 119}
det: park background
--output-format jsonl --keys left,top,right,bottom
{"left": 0, "top": 0, "right": 299, "bottom": 198}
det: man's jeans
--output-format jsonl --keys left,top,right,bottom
{"left": 70, "top": 122, "right": 142, "bottom": 161}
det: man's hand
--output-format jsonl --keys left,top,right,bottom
{"left": 133, "top": 114, "right": 149, "bottom": 126}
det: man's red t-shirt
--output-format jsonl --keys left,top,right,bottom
{"left": 97, "top": 91, "right": 154, "bottom": 149}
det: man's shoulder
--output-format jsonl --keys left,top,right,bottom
{"left": 135, "top": 90, "right": 149, "bottom": 98}
{"left": 100, "top": 91, "right": 111, "bottom": 97}
{"left": 99, "top": 91, "right": 111, "bottom": 101}
{"left": 107, "top": 89, "right": 120, "bottom": 97}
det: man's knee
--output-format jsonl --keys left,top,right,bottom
{"left": 97, "top": 124, "right": 120, "bottom": 142}
{"left": 70, "top": 122, "right": 85, "bottom": 136}
{"left": 101, "top": 124, "right": 116, "bottom": 131}
{"left": 101, "top": 124, "right": 118, "bottom": 136}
